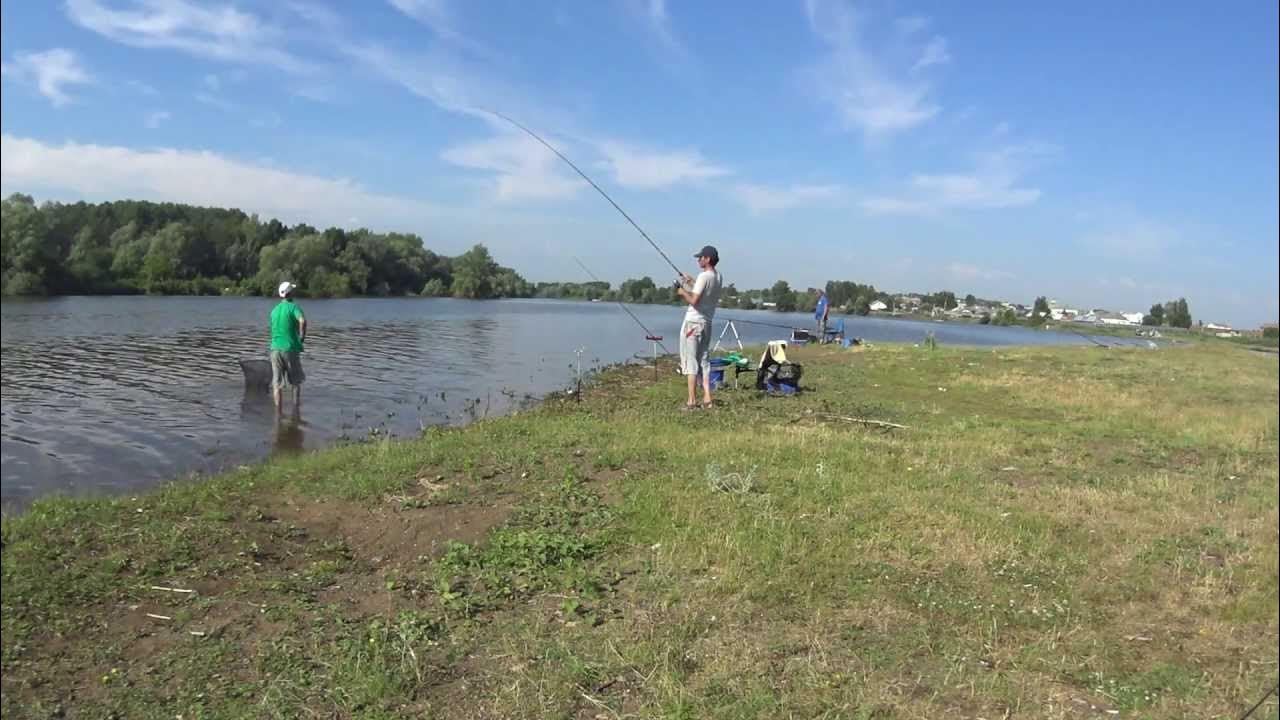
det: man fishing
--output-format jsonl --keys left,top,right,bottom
{"left": 674, "top": 246, "right": 723, "bottom": 410}
{"left": 270, "top": 281, "right": 307, "bottom": 412}
{"left": 815, "top": 288, "right": 830, "bottom": 342}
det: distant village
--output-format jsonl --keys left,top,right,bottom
{"left": 761, "top": 291, "right": 1272, "bottom": 338}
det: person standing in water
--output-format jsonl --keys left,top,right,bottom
{"left": 270, "top": 281, "right": 307, "bottom": 412}
{"left": 674, "top": 245, "right": 723, "bottom": 410}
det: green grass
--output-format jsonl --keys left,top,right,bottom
{"left": 3, "top": 342, "right": 1277, "bottom": 718}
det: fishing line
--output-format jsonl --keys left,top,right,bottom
{"left": 573, "top": 256, "right": 671, "bottom": 355}
{"left": 483, "top": 109, "right": 684, "bottom": 277}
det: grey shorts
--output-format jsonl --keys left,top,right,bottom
{"left": 270, "top": 350, "right": 305, "bottom": 389}
{"left": 679, "top": 319, "right": 711, "bottom": 376}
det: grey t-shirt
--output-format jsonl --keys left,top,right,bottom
{"left": 683, "top": 269, "right": 722, "bottom": 324}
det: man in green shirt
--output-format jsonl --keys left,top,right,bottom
{"left": 270, "top": 281, "right": 307, "bottom": 411}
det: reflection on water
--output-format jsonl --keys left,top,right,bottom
{"left": 273, "top": 412, "right": 306, "bottom": 456}
{"left": 1, "top": 296, "right": 1135, "bottom": 509}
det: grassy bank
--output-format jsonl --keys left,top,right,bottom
{"left": 3, "top": 342, "right": 1277, "bottom": 719}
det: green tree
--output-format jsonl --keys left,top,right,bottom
{"left": 1032, "top": 296, "right": 1052, "bottom": 322}
{"left": 450, "top": 244, "right": 499, "bottom": 299}
{"left": 964, "top": 293, "right": 977, "bottom": 307}
{"left": 1143, "top": 303, "right": 1165, "bottom": 326}
{"left": 769, "top": 280, "right": 795, "bottom": 311}
{"left": 620, "top": 276, "right": 656, "bottom": 302}
{"left": 991, "top": 307, "right": 1018, "bottom": 326}
{"left": 142, "top": 223, "right": 195, "bottom": 286}
{"left": 854, "top": 295, "right": 871, "bottom": 316}
{"left": 1167, "top": 297, "right": 1192, "bottom": 329}
{"left": 67, "top": 226, "right": 113, "bottom": 289}
{"left": 422, "top": 277, "right": 449, "bottom": 297}
{"left": 1, "top": 193, "right": 57, "bottom": 295}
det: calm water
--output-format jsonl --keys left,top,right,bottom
{"left": 1, "top": 296, "right": 1139, "bottom": 508}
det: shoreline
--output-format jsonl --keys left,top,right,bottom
{"left": 3, "top": 342, "right": 1277, "bottom": 717}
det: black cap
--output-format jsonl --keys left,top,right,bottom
{"left": 694, "top": 245, "right": 719, "bottom": 262}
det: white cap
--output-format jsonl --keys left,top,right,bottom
{"left": 278, "top": 281, "right": 297, "bottom": 298}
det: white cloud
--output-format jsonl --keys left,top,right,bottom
{"left": 144, "top": 110, "right": 171, "bottom": 128}
{"left": 912, "top": 36, "right": 950, "bottom": 72}
{"left": 2, "top": 48, "right": 93, "bottom": 106}
{"left": 388, "top": 0, "right": 494, "bottom": 59}
{"left": 345, "top": 43, "right": 490, "bottom": 120}
{"left": 194, "top": 91, "right": 236, "bottom": 111}
{"left": 862, "top": 142, "right": 1057, "bottom": 214}
{"left": 627, "top": 0, "right": 691, "bottom": 67}
{"left": 894, "top": 15, "right": 930, "bottom": 36}
{"left": 802, "top": 0, "right": 941, "bottom": 137}
{"left": 859, "top": 196, "right": 932, "bottom": 215}
{"left": 595, "top": 141, "right": 728, "bottom": 190}
{"left": 947, "top": 262, "right": 1014, "bottom": 282}
{"left": 440, "top": 132, "right": 584, "bottom": 202}
{"left": 912, "top": 173, "right": 1040, "bottom": 209}
{"left": 731, "top": 183, "right": 842, "bottom": 215}
{"left": 1079, "top": 221, "right": 1181, "bottom": 262}
{"left": 0, "top": 134, "right": 442, "bottom": 231}
{"left": 65, "top": 0, "right": 312, "bottom": 73}
{"left": 126, "top": 79, "right": 159, "bottom": 95}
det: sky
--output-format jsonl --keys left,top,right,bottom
{"left": 1, "top": 1, "right": 1277, "bottom": 327}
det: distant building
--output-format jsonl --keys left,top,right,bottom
{"left": 869, "top": 300, "right": 888, "bottom": 312}
{"left": 1122, "top": 312, "right": 1145, "bottom": 325}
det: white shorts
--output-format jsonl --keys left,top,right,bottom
{"left": 679, "top": 319, "right": 711, "bottom": 376}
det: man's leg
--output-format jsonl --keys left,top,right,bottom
{"left": 698, "top": 325, "right": 713, "bottom": 406}
{"left": 270, "top": 352, "right": 285, "bottom": 411}
{"left": 680, "top": 320, "right": 698, "bottom": 408}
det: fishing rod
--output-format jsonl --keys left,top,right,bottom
{"left": 1053, "top": 322, "right": 1111, "bottom": 348}
{"left": 483, "top": 109, "right": 685, "bottom": 278}
{"left": 721, "top": 316, "right": 809, "bottom": 331}
{"left": 573, "top": 256, "right": 671, "bottom": 354}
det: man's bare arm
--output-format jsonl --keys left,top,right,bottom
{"left": 298, "top": 318, "right": 307, "bottom": 343}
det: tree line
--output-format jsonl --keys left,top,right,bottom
{"left": 0, "top": 194, "right": 531, "bottom": 300}
{"left": 3, "top": 196, "right": 1198, "bottom": 330}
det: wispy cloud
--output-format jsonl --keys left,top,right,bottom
{"left": 345, "top": 43, "right": 492, "bottom": 120}
{"left": 194, "top": 91, "right": 235, "bottom": 112}
{"left": 801, "top": 0, "right": 943, "bottom": 138}
{"left": 730, "top": 183, "right": 842, "bottom": 215}
{"left": 0, "top": 134, "right": 443, "bottom": 230}
{"left": 440, "top": 132, "right": 584, "bottom": 202}
{"left": 862, "top": 142, "right": 1057, "bottom": 214}
{"left": 2, "top": 48, "right": 93, "bottom": 106}
{"left": 626, "top": 0, "right": 691, "bottom": 67}
{"left": 595, "top": 141, "right": 728, "bottom": 190}
{"left": 388, "top": 0, "right": 495, "bottom": 59}
{"left": 144, "top": 110, "right": 171, "bottom": 128}
{"left": 947, "top": 262, "right": 1014, "bottom": 282}
{"left": 894, "top": 15, "right": 930, "bottom": 36}
{"left": 65, "top": 0, "right": 313, "bottom": 73}
{"left": 912, "top": 36, "right": 950, "bottom": 72}
{"left": 1078, "top": 220, "right": 1182, "bottom": 262}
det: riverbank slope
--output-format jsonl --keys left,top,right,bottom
{"left": 3, "top": 342, "right": 1277, "bottom": 718}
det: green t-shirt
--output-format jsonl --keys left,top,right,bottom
{"left": 270, "top": 300, "right": 305, "bottom": 353}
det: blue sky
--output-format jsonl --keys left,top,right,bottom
{"left": 2, "top": 0, "right": 1276, "bottom": 326}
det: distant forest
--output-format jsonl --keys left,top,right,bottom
{"left": 0, "top": 194, "right": 975, "bottom": 315}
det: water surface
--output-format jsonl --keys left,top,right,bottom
{"left": 1, "top": 296, "right": 1139, "bottom": 508}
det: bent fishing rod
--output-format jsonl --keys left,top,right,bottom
{"left": 483, "top": 109, "right": 684, "bottom": 278}
{"left": 573, "top": 256, "right": 671, "bottom": 354}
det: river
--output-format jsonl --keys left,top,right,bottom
{"left": 1, "top": 296, "right": 1144, "bottom": 508}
